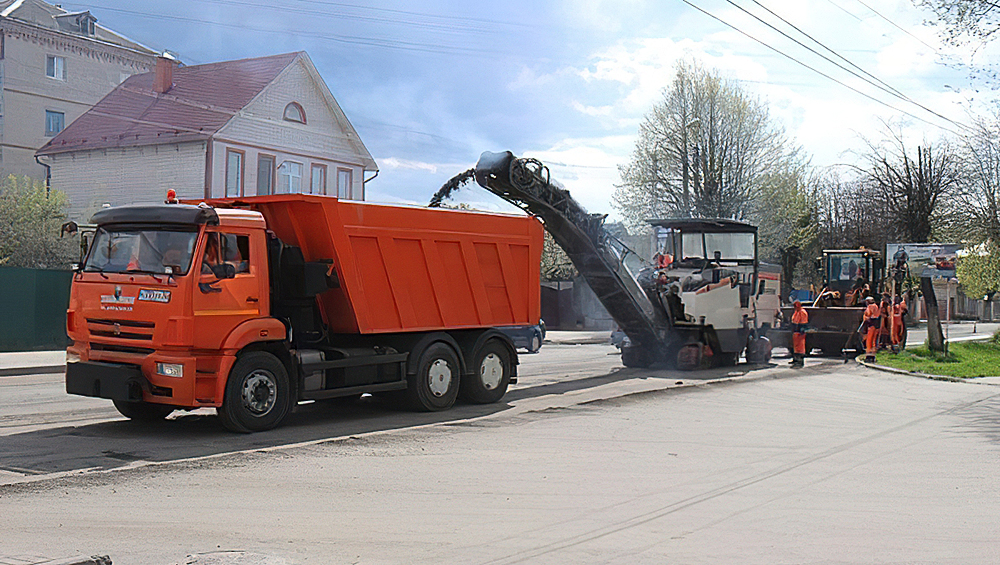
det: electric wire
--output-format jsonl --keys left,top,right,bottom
{"left": 851, "top": 0, "right": 942, "bottom": 54}
{"left": 737, "top": 0, "right": 973, "bottom": 133}
{"left": 58, "top": 3, "right": 517, "bottom": 58}
{"left": 678, "top": 0, "right": 965, "bottom": 137}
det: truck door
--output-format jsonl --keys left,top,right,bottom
{"left": 192, "top": 230, "right": 262, "bottom": 350}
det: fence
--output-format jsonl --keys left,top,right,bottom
{"left": 0, "top": 266, "right": 72, "bottom": 352}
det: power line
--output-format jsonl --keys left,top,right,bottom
{"left": 850, "top": 0, "right": 942, "bottom": 54}
{"left": 677, "top": 0, "right": 966, "bottom": 137}
{"left": 61, "top": 3, "right": 518, "bottom": 58}
{"left": 737, "top": 0, "right": 973, "bottom": 133}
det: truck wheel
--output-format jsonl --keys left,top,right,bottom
{"left": 112, "top": 399, "right": 174, "bottom": 422}
{"left": 407, "top": 342, "right": 460, "bottom": 411}
{"left": 461, "top": 339, "right": 511, "bottom": 404}
{"left": 527, "top": 332, "right": 542, "bottom": 354}
{"left": 218, "top": 351, "right": 290, "bottom": 433}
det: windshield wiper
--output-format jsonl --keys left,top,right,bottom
{"left": 85, "top": 266, "right": 110, "bottom": 279}
{"left": 124, "top": 268, "right": 165, "bottom": 283}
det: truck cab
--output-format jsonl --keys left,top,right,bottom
{"left": 66, "top": 204, "right": 285, "bottom": 425}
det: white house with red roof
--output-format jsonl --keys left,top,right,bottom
{"left": 36, "top": 51, "right": 377, "bottom": 218}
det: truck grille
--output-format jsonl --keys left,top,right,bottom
{"left": 89, "top": 343, "right": 155, "bottom": 356}
{"left": 87, "top": 318, "right": 155, "bottom": 342}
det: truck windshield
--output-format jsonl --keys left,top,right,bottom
{"left": 681, "top": 232, "right": 755, "bottom": 261}
{"left": 84, "top": 227, "right": 199, "bottom": 276}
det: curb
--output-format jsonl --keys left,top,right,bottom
{"left": 0, "top": 365, "right": 65, "bottom": 377}
{"left": 856, "top": 355, "right": 968, "bottom": 383}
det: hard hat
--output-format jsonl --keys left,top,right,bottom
{"left": 865, "top": 296, "right": 875, "bottom": 302}
{"left": 793, "top": 299, "right": 802, "bottom": 307}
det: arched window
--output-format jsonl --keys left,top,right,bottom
{"left": 283, "top": 102, "right": 306, "bottom": 124}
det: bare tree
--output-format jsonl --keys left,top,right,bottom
{"left": 854, "top": 128, "right": 959, "bottom": 243}
{"left": 945, "top": 110, "right": 1000, "bottom": 244}
{"left": 915, "top": 0, "right": 1000, "bottom": 46}
{"left": 614, "top": 60, "right": 794, "bottom": 226}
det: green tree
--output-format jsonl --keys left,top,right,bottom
{"left": 0, "top": 175, "right": 75, "bottom": 268}
{"left": 754, "top": 161, "right": 820, "bottom": 299}
{"left": 540, "top": 231, "right": 577, "bottom": 281}
{"left": 957, "top": 243, "right": 1000, "bottom": 299}
{"left": 614, "top": 60, "right": 796, "bottom": 227}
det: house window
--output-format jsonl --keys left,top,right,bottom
{"left": 277, "top": 161, "right": 303, "bottom": 193}
{"left": 310, "top": 164, "right": 327, "bottom": 194}
{"left": 257, "top": 154, "right": 275, "bottom": 195}
{"left": 225, "top": 149, "right": 244, "bottom": 197}
{"left": 337, "top": 168, "right": 353, "bottom": 199}
{"left": 283, "top": 102, "right": 306, "bottom": 124}
{"left": 45, "top": 110, "right": 64, "bottom": 136}
{"left": 46, "top": 55, "right": 66, "bottom": 80}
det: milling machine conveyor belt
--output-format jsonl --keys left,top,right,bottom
{"left": 473, "top": 151, "right": 667, "bottom": 350}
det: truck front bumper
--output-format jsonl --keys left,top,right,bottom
{"left": 66, "top": 361, "right": 149, "bottom": 402}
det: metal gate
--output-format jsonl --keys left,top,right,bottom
{"left": 0, "top": 267, "right": 72, "bottom": 351}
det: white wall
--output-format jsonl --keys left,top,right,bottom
{"left": 47, "top": 141, "right": 206, "bottom": 219}
{"left": 213, "top": 57, "right": 370, "bottom": 200}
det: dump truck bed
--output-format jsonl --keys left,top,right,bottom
{"left": 209, "top": 194, "right": 543, "bottom": 334}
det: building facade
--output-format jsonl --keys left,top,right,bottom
{"left": 36, "top": 51, "right": 377, "bottom": 218}
{"left": 0, "top": 0, "right": 158, "bottom": 180}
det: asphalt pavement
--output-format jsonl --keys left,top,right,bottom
{"left": 2, "top": 344, "right": 999, "bottom": 564}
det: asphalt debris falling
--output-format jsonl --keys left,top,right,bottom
{"left": 428, "top": 168, "right": 475, "bottom": 208}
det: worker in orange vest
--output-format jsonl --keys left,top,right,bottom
{"left": 862, "top": 296, "right": 881, "bottom": 363}
{"left": 891, "top": 296, "right": 908, "bottom": 353}
{"left": 790, "top": 299, "right": 808, "bottom": 367}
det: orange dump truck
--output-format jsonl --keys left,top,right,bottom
{"left": 65, "top": 194, "right": 543, "bottom": 431}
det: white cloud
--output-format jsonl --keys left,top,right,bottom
{"left": 379, "top": 157, "right": 441, "bottom": 173}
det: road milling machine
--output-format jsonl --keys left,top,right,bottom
{"left": 470, "top": 151, "right": 773, "bottom": 369}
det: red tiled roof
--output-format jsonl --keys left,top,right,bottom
{"left": 37, "top": 52, "right": 301, "bottom": 156}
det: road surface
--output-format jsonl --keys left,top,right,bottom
{"left": 2, "top": 342, "right": 999, "bottom": 564}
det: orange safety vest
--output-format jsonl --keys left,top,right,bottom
{"left": 791, "top": 308, "right": 808, "bottom": 326}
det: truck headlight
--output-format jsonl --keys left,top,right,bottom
{"left": 66, "top": 351, "right": 81, "bottom": 364}
{"left": 156, "top": 362, "right": 184, "bottom": 378}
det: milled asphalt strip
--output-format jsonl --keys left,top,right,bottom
{"left": 0, "top": 365, "right": 65, "bottom": 377}
{"left": 0, "top": 362, "right": 814, "bottom": 488}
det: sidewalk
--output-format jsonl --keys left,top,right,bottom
{"left": 0, "top": 350, "right": 65, "bottom": 377}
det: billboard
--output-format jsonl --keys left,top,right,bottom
{"left": 885, "top": 243, "right": 961, "bottom": 279}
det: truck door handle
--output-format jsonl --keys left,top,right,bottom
{"left": 246, "top": 297, "right": 259, "bottom": 303}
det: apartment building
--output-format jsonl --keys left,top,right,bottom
{"left": 0, "top": 0, "right": 158, "bottom": 180}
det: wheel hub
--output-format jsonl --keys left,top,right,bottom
{"left": 480, "top": 353, "right": 503, "bottom": 390}
{"left": 427, "top": 359, "right": 452, "bottom": 397}
{"left": 242, "top": 370, "right": 277, "bottom": 415}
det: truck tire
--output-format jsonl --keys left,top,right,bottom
{"left": 527, "top": 331, "right": 542, "bottom": 354}
{"left": 112, "top": 399, "right": 174, "bottom": 422}
{"left": 407, "top": 342, "right": 460, "bottom": 411}
{"left": 461, "top": 339, "right": 511, "bottom": 404}
{"left": 218, "top": 351, "right": 291, "bottom": 433}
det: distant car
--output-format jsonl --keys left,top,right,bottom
{"left": 499, "top": 321, "right": 546, "bottom": 353}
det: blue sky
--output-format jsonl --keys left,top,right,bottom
{"left": 63, "top": 0, "right": 999, "bottom": 218}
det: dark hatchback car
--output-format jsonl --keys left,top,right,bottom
{"left": 499, "top": 321, "right": 546, "bottom": 353}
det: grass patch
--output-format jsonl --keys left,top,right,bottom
{"left": 874, "top": 341, "right": 1000, "bottom": 378}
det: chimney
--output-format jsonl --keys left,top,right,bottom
{"left": 153, "top": 55, "right": 177, "bottom": 94}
